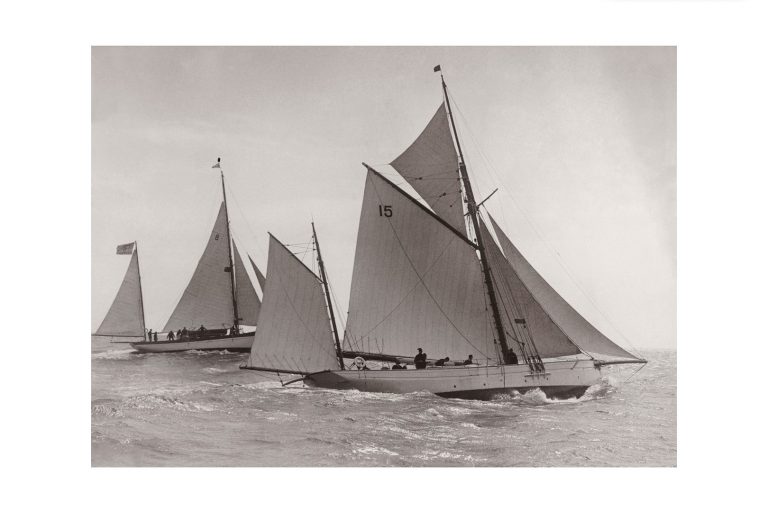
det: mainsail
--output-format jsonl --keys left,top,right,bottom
{"left": 246, "top": 234, "right": 340, "bottom": 373}
{"left": 344, "top": 169, "right": 497, "bottom": 363}
{"left": 163, "top": 202, "right": 235, "bottom": 332}
{"left": 233, "top": 241, "right": 261, "bottom": 326}
{"left": 390, "top": 104, "right": 466, "bottom": 235}
{"left": 95, "top": 249, "right": 145, "bottom": 337}
{"left": 480, "top": 221, "right": 581, "bottom": 358}
{"left": 489, "top": 215, "right": 639, "bottom": 360}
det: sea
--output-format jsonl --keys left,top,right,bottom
{"left": 91, "top": 338, "right": 676, "bottom": 467}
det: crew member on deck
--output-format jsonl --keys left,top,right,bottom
{"left": 435, "top": 357, "right": 450, "bottom": 366}
{"left": 153, "top": 331, "right": 158, "bottom": 342}
{"left": 147, "top": 329, "right": 153, "bottom": 341}
{"left": 463, "top": 354, "right": 474, "bottom": 365}
{"left": 199, "top": 324, "right": 206, "bottom": 333}
{"left": 414, "top": 348, "right": 427, "bottom": 369}
{"left": 167, "top": 330, "right": 175, "bottom": 341}
{"left": 392, "top": 362, "right": 405, "bottom": 370}
{"left": 508, "top": 351, "right": 519, "bottom": 365}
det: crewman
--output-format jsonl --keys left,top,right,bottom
{"left": 414, "top": 348, "right": 427, "bottom": 369}
{"left": 463, "top": 354, "right": 474, "bottom": 365}
{"left": 435, "top": 357, "right": 450, "bottom": 366}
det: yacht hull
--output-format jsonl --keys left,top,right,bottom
{"left": 304, "top": 359, "right": 601, "bottom": 400}
{"left": 130, "top": 332, "right": 254, "bottom": 353}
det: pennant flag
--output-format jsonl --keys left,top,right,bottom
{"left": 116, "top": 242, "right": 135, "bottom": 255}
{"left": 212, "top": 157, "right": 221, "bottom": 169}
{"left": 433, "top": 65, "right": 441, "bottom": 72}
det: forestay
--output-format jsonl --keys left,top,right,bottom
{"left": 163, "top": 202, "right": 234, "bottom": 332}
{"left": 246, "top": 235, "right": 340, "bottom": 373}
{"left": 344, "top": 169, "right": 497, "bottom": 363}
{"left": 233, "top": 242, "right": 261, "bottom": 326}
{"left": 390, "top": 103, "right": 466, "bottom": 235}
{"left": 95, "top": 250, "right": 145, "bottom": 337}
{"left": 489, "top": 215, "right": 638, "bottom": 360}
{"left": 480, "top": 221, "right": 581, "bottom": 358}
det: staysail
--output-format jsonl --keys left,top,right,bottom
{"left": 248, "top": 254, "right": 267, "bottom": 291}
{"left": 489, "top": 215, "right": 639, "bottom": 360}
{"left": 163, "top": 202, "right": 234, "bottom": 332}
{"left": 344, "top": 169, "right": 497, "bottom": 363}
{"left": 390, "top": 104, "right": 466, "bottom": 235}
{"left": 246, "top": 234, "right": 340, "bottom": 373}
{"left": 95, "top": 248, "right": 145, "bottom": 337}
{"left": 480, "top": 221, "right": 581, "bottom": 358}
{"left": 233, "top": 242, "right": 261, "bottom": 326}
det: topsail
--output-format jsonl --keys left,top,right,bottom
{"left": 391, "top": 104, "right": 466, "bottom": 235}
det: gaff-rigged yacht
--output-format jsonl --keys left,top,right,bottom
{"left": 94, "top": 159, "right": 265, "bottom": 353}
{"left": 242, "top": 68, "right": 646, "bottom": 399}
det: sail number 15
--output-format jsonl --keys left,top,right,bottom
{"left": 378, "top": 205, "right": 393, "bottom": 217}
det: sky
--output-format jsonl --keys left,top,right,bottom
{"left": 92, "top": 46, "right": 676, "bottom": 352}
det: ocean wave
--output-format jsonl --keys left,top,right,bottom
{"left": 123, "top": 394, "right": 216, "bottom": 412}
{"left": 91, "top": 348, "right": 138, "bottom": 360}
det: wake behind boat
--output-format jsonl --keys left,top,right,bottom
{"left": 94, "top": 159, "right": 266, "bottom": 353}
{"left": 242, "top": 67, "right": 646, "bottom": 400}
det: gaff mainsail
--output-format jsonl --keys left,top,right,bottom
{"left": 343, "top": 169, "right": 497, "bottom": 363}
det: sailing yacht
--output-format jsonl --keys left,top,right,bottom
{"left": 243, "top": 68, "right": 646, "bottom": 399}
{"left": 92, "top": 241, "right": 147, "bottom": 340}
{"left": 95, "top": 159, "right": 265, "bottom": 353}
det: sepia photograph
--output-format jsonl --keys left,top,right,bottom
{"left": 91, "top": 46, "right": 676, "bottom": 467}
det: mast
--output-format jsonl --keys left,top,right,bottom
{"left": 134, "top": 241, "right": 147, "bottom": 339}
{"left": 218, "top": 158, "right": 240, "bottom": 332}
{"left": 312, "top": 222, "right": 344, "bottom": 370}
{"left": 438, "top": 68, "right": 514, "bottom": 365}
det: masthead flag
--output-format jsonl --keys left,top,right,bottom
{"left": 433, "top": 65, "right": 441, "bottom": 72}
{"left": 116, "top": 242, "right": 135, "bottom": 255}
{"left": 212, "top": 157, "right": 221, "bottom": 169}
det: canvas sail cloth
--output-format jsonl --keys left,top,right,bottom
{"left": 163, "top": 202, "right": 235, "bottom": 332}
{"left": 95, "top": 250, "right": 145, "bottom": 337}
{"left": 390, "top": 103, "right": 466, "bottom": 235}
{"left": 480, "top": 221, "right": 581, "bottom": 358}
{"left": 489, "top": 215, "right": 639, "bottom": 360}
{"left": 248, "top": 254, "right": 267, "bottom": 291}
{"left": 233, "top": 242, "right": 261, "bottom": 325}
{"left": 344, "top": 169, "right": 497, "bottom": 363}
{"left": 246, "top": 235, "right": 340, "bottom": 373}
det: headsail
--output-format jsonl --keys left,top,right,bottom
{"left": 344, "top": 169, "right": 497, "bottom": 363}
{"left": 163, "top": 202, "right": 234, "bottom": 332}
{"left": 233, "top": 242, "right": 261, "bottom": 326}
{"left": 480, "top": 221, "right": 581, "bottom": 358}
{"left": 390, "top": 103, "right": 466, "bottom": 235}
{"left": 489, "top": 215, "right": 639, "bottom": 360}
{"left": 248, "top": 254, "right": 267, "bottom": 291}
{"left": 95, "top": 249, "right": 145, "bottom": 337}
{"left": 246, "top": 234, "right": 340, "bottom": 373}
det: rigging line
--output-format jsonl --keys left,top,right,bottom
{"left": 368, "top": 176, "right": 494, "bottom": 360}
{"left": 449, "top": 93, "right": 642, "bottom": 357}
{"left": 224, "top": 178, "right": 267, "bottom": 263}
{"left": 624, "top": 362, "right": 648, "bottom": 383}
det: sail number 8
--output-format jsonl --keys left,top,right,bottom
{"left": 378, "top": 205, "right": 393, "bottom": 217}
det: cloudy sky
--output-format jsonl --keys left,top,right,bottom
{"left": 92, "top": 46, "right": 675, "bottom": 351}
